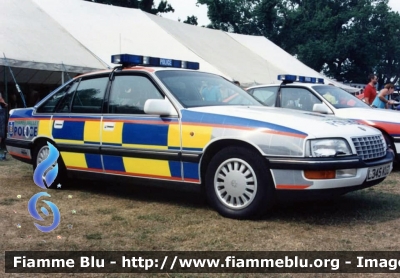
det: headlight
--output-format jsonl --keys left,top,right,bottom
{"left": 306, "top": 139, "right": 352, "bottom": 157}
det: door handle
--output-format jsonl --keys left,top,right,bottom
{"left": 103, "top": 122, "right": 115, "bottom": 131}
{"left": 53, "top": 120, "right": 64, "bottom": 129}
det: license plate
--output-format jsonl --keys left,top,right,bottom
{"left": 367, "top": 163, "right": 392, "bottom": 181}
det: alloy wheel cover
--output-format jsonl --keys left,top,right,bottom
{"left": 214, "top": 158, "right": 258, "bottom": 210}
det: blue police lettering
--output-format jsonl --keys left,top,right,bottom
{"left": 24, "top": 126, "right": 30, "bottom": 138}
{"left": 27, "top": 126, "right": 38, "bottom": 137}
{"left": 16, "top": 126, "right": 23, "bottom": 136}
{"left": 14, "top": 125, "right": 38, "bottom": 137}
{"left": 160, "top": 58, "right": 172, "bottom": 66}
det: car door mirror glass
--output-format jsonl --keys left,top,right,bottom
{"left": 313, "top": 103, "right": 332, "bottom": 114}
{"left": 144, "top": 99, "right": 177, "bottom": 116}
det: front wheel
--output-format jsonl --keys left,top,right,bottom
{"left": 205, "top": 146, "right": 275, "bottom": 219}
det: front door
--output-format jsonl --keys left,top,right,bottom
{"left": 101, "top": 73, "right": 182, "bottom": 182}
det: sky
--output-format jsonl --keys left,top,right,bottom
{"left": 157, "top": 0, "right": 400, "bottom": 27}
{"left": 388, "top": 0, "right": 400, "bottom": 14}
{"left": 156, "top": 0, "right": 210, "bottom": 26}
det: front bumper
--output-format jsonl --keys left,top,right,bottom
{"left": 267, "top": 150, "right": 394, "bottom": 193}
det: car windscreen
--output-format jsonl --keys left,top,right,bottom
{"left": 313, "top": 85, "right": 370, "bottom": 109}
{"left": 155, "top": 70, "right": 262, "bottom": 108}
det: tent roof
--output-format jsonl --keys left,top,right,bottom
{"left": 1, "top": 0, "right": 359, "bottom": 92}
{"left": 0, "top": 0, "right": 108, "bottom": 85}
{"left": 227, "top": 33, "right": 359, "bottom": 92}
{"left": 149, "top": 14, "right": 283, "bottom": 87}
{"left": 33, "top": 0, "right": 227, "bottom": 78}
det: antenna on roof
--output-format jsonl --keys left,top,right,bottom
{"left": 3, "top": 53, "right": 27, "bottom": 108}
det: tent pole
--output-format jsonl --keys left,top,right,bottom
{"left": 3, "top": 67, "right": 8, "bottom": 103}
{"left": 4, "top": 67, "right": 8, "bottom": 139}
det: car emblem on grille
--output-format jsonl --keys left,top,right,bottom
{"left": 358, "top": 127, "right": 366, "bottom": 131}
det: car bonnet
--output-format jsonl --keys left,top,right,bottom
{"left": 186, "top": 106, "right": 382, "bottom": 139}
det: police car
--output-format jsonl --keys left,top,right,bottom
{"left": 5, "top": 55, "right": 394, "bottom": 219}
{"left": 246, "top": 74, "right": 400, "bottom": 162}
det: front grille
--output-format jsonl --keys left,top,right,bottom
{"left": 351, "top": 135, "right": 386, "bottom": 160}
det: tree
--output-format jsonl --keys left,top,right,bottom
{"left": 183, "top": 16, "right": 199, "bottom": 26}
{"left": 85, "top": 0, "right": 174, "bottom": 14}
{"left": 373, "top": 4, "right": 400, "bottom": 85}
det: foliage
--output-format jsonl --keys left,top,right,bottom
{"left": 198, "top": 0, "right": 400, "bottom": 84}
{"left": 85, "top": 0, "right": 174, "bottom": 14}
{"left": 183, "top": 16, "right": 199, "bottom": 26}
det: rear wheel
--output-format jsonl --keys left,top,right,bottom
{"left": 32, "top": 141, "right": 66, "bottom": 189}
{"left": 205, "top": 146, "right": 275, "bottom": 219}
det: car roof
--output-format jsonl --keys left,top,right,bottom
{"left": 76, "top": 66, "right": 203, "bottom": 79}
{"left": 247, "top": 83, "right": 327, "bottom": 90}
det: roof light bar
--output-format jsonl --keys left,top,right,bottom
{"left": 277, "top": 74, "right": 324, "bottom": 84}
{"left": 111, "top": 54, "right": 200, "bottom": 70}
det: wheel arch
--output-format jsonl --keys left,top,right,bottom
{"left": 199, "top": 139, "right": 265, "bottom": 185}
{"left": 32, "top": 137, "right": 67, "bottom": 170}
{"left": 376, "top": 128, "right": 398, "bottom": 162}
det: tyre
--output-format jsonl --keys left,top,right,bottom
{"left": 205, "top": 146, "right": 275, "bottom": 219}
{"left": 32, "top": 141, "right": 66, "bottom": 189}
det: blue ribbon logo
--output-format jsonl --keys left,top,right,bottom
{"left": 33, "top": 142, "right": 59, "bottom": 189}
{"left": 29, "top": 142, "right": 61, "bottom": 232}
{"left": 28, "top": 192, "right": 60, "bottom": 232}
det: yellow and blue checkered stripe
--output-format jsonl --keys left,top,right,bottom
{"left": 100, "top": 115, "right": 183, "bottom": 181}
{"left": 51, "top": 115, "right": 103, "bottom": 173}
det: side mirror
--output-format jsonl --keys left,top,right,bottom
{"left": 144, "top": 99, "right": 178, "bottom": 116}
{"left": 313, "top": 103, "right": 332, "bottom": 114}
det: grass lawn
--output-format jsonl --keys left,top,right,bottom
{"left": 1, "top": 157, "right": 400, "bottom": 277}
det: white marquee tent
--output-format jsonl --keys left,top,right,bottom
{"left": 0, "top": 0, "right": 108, "bottom": 85}
{"left": 0, "top": 0, "right": 358, "bottom": 92}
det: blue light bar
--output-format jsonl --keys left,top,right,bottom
{"left": 111, "top": 54, "right": 199, "bottom": 70}
{"left": 277, "top": 74, "right": 324, "bottom": 84}
{"left": 277, "top": 74, "right": 297, "bottom": 82}
{"left": 185, "top": 61, "right": 200, "bottom": 70}
{"left": 111, "top": 54, "right": 143, "bottom": 65}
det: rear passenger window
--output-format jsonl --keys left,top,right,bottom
{"left": 36, "top": 85, "right": 71, "bottom": 113}
{"left": 71, "top": 78, "right": 108, "bottom": 113}
{"left": 252, "top": 87, "right": 278, "bottom": 106}
{"left": 55, "top": 82, "right": 79, "bottom": 113}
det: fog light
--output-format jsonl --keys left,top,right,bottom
{"left": 304, "top": 170, "right": 335, "bottom": 179}
{"left": 335, "top": 169, "right": 357, "bottom": 178}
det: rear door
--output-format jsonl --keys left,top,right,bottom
{"left": 52, "top": 75, "right": 108, "bottom": 173}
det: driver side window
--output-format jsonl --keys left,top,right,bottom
{"left": 281, "top": 88, "right": 321, "bottom": 112}
{"left": 108, "top": 75, "right": 164, "bottom": 114}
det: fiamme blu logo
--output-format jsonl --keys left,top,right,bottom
{"left": 28, "top": 142, "right": 61, "bottom": 232}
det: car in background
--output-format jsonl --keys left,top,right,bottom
{"left": 246, "top": 74, "right": 400, "bottom": 161}
{"left": 5, "top": 62, "right": 394, "bottom": 219}
{"left": 354, "top": 91, "right": 364, "bottom": 101}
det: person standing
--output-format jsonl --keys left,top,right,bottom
{"left": 0, "top": 93, "right": 8, "bottom": 160}
{"left": 233, "top": 80, "right": 241, "bottom": 87}
{"left": 371, "top": 83, "right": 395, "bottom": 109}
{"left": 363, "top": 74, "right": 378, "bottom": 105}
